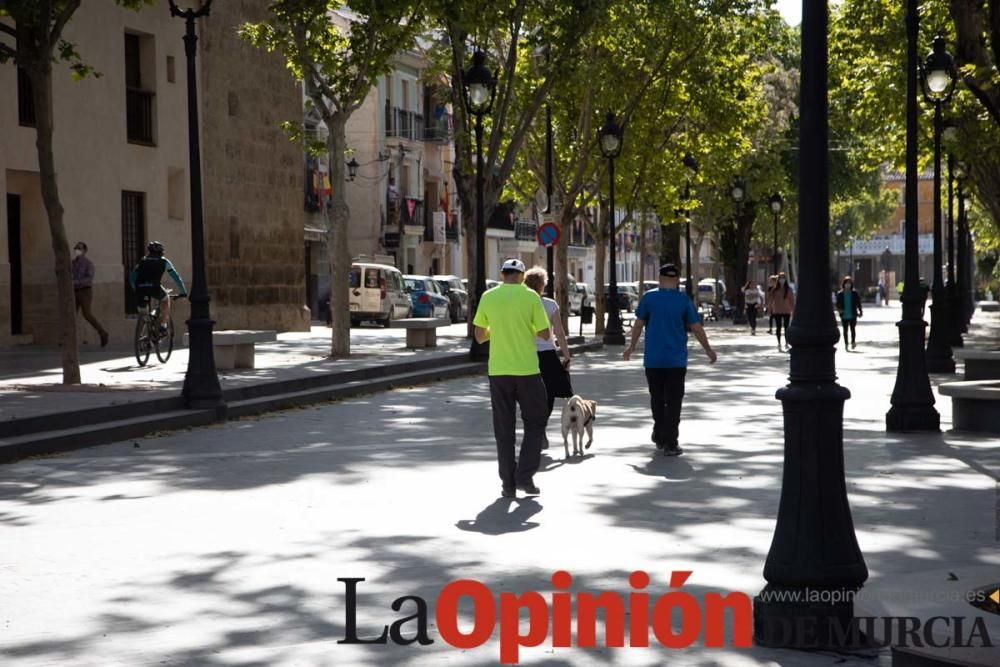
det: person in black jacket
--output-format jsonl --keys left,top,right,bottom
{"left": 835, "top": 276, "right": 863, "bottom": 350}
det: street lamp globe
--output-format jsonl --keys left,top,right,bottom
{"left": 769, "top": 192, "right": 783, "bottom": 214}
{"left": 463, "top": 51, "right": 496, "bottom": 115}
{"left": 168, "top": 0, "right": 213, "bottom": 15}
{"left": 835, "top": 223, "right": 843, "bottom": 238}
{"left": 598, "top": 111, "right": 624, "bottom": 159}
{"left": 731, "top": 176, "right": 745, "bottom": 203}
{"left": 682, "top": 153, "right": 699, "bottom": 174}
{"left": 922, "top": 36, "right": 956, "bottom": 99}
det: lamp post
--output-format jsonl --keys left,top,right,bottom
{"left": 346, "top": 158, "right": 359, "bottom": 182}
{"left": 753, "top": 0, "right": 867, "bottom": 647}
{"left": 945, "top": 151, "right": 963, "bottom": 346}
{"left": 599, "top": 111, "right": 626, "bottom": 346}
{"left": 170, "top": 0, "right": 223, "bottom": 411}
{"left": 961, "top": 190, "right": 974, "bottom": 325}
{"left": 730, "top": 176, "right": 747, "bottom": 324}
{"left": 769, "top": 193, "right": 783, "bottom": 277}
{"left": 955, "top": 175, "right": 968, "bottom": 332}
{"left": 887, "top": 1, "right": 939, "bottom": 430}
{"left": 683, "top": 154, "right": 699, "bottom": 301}
{"left": 533, "top": 41, "right": 556, "bottom": 299}
{"left": 921, "top": 36, "right": 957, "bottom": 373}
{"left": 463, "top": 51, "right": 497, "bottom": 362}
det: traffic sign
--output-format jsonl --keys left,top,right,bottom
{"left": 537, "top": 222, "right": 560, "bottom": 247}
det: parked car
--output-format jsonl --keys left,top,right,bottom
{"left": 404, "top": 275, "right": 450, "bottom": 319}
{"left": 461, "top": 278, "right": 500, "bottom": 293}
{"left": 349, "top": 261, "right": 412, "bottom": 327}
{"left": 565, "top": 274, "right": 583, "bottom": 314}
{"left": 434, "top": 275, "right": 469, "bottom": 323}
{"left": 604, "top": 284, "right": 639, "bottom": 312}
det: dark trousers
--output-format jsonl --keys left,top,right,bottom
{"left": 768, "top": 313, "right": 775, "bottom": 332}
{"left": 774, "top": 313, "right": 790, "bottom": 343}
{"left": 841, "top": 318, "right": 857, "bottom": 346}
{"left": 74, "top": 287, "right": 108, "bottom": 337}
{"left": 488, "top": 375, "right": 548, "bottom": 488}
{"left": 746, "top": 304, "right": 759, "bottom": 331}
{"left": 644, "top": 367, "right": 687, "bottom": 448}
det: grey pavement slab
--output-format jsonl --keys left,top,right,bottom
{"left": 1, "top": 305, "right": 997, "bottom": 665}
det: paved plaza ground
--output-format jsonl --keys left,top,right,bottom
{"left": 1, "top": 305, "right": 998, "bottom": 665}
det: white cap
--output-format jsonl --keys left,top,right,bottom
{"left": 500, "top": 258, "right": 526, "bottom": 273}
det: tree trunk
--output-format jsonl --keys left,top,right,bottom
{"left": 638, "top": 210, "right": 649, "bottom": 294}
{"left": 326, "top": 114, "right": 351, "bottom": 357}
{"left": 30, "top": 64, "right": 80, "bottom": 384}
{"left": 691, "top": 225, "right": 706, "bottom": 304}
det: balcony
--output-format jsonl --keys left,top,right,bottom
{"left": 424, "top": 114, "right": 452, "bottom": 142}
{"left": 126, "top": 88, "right": 155, "bottom": 145}
{"left": 385, "top": 105, "right": 425, "bottom": 142}
{"left": 499, "top": 220, "right": 539, "bottom": 254}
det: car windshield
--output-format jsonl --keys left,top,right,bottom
{"left": 405, "top": 279, "right": 422, "bottom": 291}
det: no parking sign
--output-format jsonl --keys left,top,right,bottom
{"left": 537, "top": 222, "right": 560, "bottom": 247}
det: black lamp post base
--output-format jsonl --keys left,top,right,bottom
{"left": 925, "top": 299, "right": 955, "bottom": 374}
{"left": 603, "top": 329, "right": 626, "bottom": 346}
{"left": 886, "top": 404, "right": 940, "bottom": 432}
{"left": 470, "top": 339, "right": 489, "bottom": 362}
{"left": 754, "top": 590, "right": 865, "bottom": 649}
{"left": 181, "top": 315, "right": 224, "bottom": 412}
{"left": 947, "top": 286, "right": 964, "bottom": 345}
{"left": 925, "top": 354, "right": 956, "bottom": 374}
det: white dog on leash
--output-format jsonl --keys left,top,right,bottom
{"left": 561, "top": 395, "right": 597, "bottom": 458}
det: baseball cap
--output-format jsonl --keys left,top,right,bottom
{"left": 659, "top": 263, "right": 680, "bottom": 277}
{"left": 501, "top": 258, "right": 526, "bottom": 273}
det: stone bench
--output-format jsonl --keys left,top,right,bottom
{"left": 389, "top": 318, "right": 451, "bottom": 349}
{"left": 978, "top": 300, "right": 998, "bottom": 312}
{"left": 183, "top": 330, "right": 277, "bottom": 369}
{"left": 938, "top": 380, "right": 1000, "bottom": 433}
{"left": 954, "top": 347, "right": 1000, "bottom": 380}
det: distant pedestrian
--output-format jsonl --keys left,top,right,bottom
{"left": 523, "top": 267, "right": 573, "bottom": 449}
{"left": 836, "top": 276, "right": 863, "bottom": 351}
{"left": 743, "top": 279, "right": 762, "bottom": 335}
{"left": 72, "top": 241, "right": 109, "bottom": 347}
{"left": 765, "top": 275, "right": 778, "bottom": 334}
{"left": 473, "top": 259, "right": 552, "bottom": 498}
{"left": 770, "top": 271, "right": 795, "bottom": 352}
{"left": 623, "top": 264, "right": 717, "bottom": 456}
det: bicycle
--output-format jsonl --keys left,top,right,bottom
{"left": 134, "top": 290, "right": 182, "bottom": 366}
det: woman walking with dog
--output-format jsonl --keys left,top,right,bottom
{"left": 523, "top": 268, "right": 574, "bottom": 448}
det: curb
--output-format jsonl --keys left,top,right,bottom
{"left": 1, "top": 339, "right": 604, "bottom": 464}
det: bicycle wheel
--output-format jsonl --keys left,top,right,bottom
{"left": 155, "top": 317, "right": 174, "bottom": 363}
{"left": 134, "top": 316, "right": 152, "bottom": 366}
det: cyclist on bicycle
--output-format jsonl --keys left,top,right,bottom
{"left": 129, "top": 241, "right": 187, "bottom": 332}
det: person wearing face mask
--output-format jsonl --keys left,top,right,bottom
{"left": 835, "top": 275, "right": 863, "bottom": 350}
{"left": 769, "top": 272, "right": 795, "bottom": 352}
{"left": 72, "top": 241, "right": 109, "bottom": 347}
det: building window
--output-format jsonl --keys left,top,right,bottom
{"left": 17, "top": 67, "right": 36, "bottom": 127}
{"left": 125, "top": 33, "right": 156, "bottom": 145}
{"left": 121, "top": 191, "right": 146, "bottom": 315}
{"left": 166, "top": 55, "right": 175, "bottom": 84}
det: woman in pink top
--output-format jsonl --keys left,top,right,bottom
{"left": 769, "top": 272, "right": 795, "bottom": 351}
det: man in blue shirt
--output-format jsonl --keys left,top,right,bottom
{"left": 624, "top": 264, "right": 717, "bottom": 456}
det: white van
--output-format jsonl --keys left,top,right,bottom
{"left": 349, "top": 261, "right": 412, "bottom": 327}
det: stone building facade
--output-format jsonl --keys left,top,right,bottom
{"left": 0, "top": 0, "right": 307, "bottom": 349}
{"left": 199, "top": 0, "right": 309, "bottom": 332}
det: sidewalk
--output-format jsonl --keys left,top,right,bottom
{"left": 0, "top": 303, "right": 997, "bottom": 665}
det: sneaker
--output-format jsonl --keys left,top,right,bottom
{"left": 100, "top": 331, "right": 109, "bottom": 348}
{"left": 852, "top": 342, "right": 857, "bottom": 350}
{"left": 777, "top": 343, "right": 783, "bottom": 352}
{"left": 665, "top": 444, "right": 684, "bottom": 456}
{"left": 516, "top": 481, "right": 541, "bottom": 495}
{"left": 651, "top": 429, "right": 664, "bottom": 449}
{"left": 501, "top": 486, "right": 516, "bottom": 498}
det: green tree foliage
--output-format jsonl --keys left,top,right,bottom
{"left": 242, "top": 1, "right": 425, "bottom": 357}
{"left": 0, "top": 0, "right": 151, "bottom": 384}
